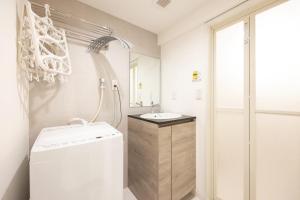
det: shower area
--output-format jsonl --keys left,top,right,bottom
{"left": 212, "top": 1, "right": 300, "bottom": 200}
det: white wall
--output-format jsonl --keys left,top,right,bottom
{"left": 0, "top": 0, "right": 29, "bottom": 199}
{"left": 29, "top": 0, "right": 160, "bottom": 189}
{"left": 161, "top": 25, "right": 211, "bottom": 200}
{"left": 30, "top": 42, "right": 131, "bottom": 187}
{"left": 32, "top": 0, "right": 160, "bottom": 58}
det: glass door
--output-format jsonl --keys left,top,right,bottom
{"left": 213, "top": 20, "right": 250, "bottom": 200}
{"left": 214, "top": 1, "right": 300, "bottom": 200}
{"left": 253, "top": 1, "right": 300, "bottom": 199}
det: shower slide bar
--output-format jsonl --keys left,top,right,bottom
{"left": 30, "top": 1, "right": 113, "bottom": 44}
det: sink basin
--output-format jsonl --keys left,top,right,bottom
{"left": 140, "top": 113, "right": 182, "bottom": 120}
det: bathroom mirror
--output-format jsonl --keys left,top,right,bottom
{"left": 130, "top": 53, "right": 160, "bottom": 107}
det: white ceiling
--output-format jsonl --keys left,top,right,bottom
{"left": 78, "top": 0, "right": 217, "bottom": 33}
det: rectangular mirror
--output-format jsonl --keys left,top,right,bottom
{"left": 130, "top": 53, "right": 160, "bottom": 107}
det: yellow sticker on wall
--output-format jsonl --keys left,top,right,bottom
{"left": 192, "top": 70, "right": 199, "bottom": 81}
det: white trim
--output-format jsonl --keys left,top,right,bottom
{"left": 215, "top": 108, "right": 245, "bottom": 113}
{"left": 211, "top": 27, "right": 217, "bottom": 200}
{"left": 212, "top": 18, "right": 250, "bottom": 200}
{"left": 206, "top": 27, "right": 214, "bottom": 200}
{"left": 249, "top": 14, "right": 257, "bottom": 200}
{"left": 244, "top": 18, "right": 251, "bottom": 200}
{"left": 255, "top": 110, "right": 300, "bottom": 117}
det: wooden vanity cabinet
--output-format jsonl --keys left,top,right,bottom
{"left": 171, "top": 122, "right": 196, "bottom": 200}
{"left": 128, "top": 117, "right": 196, "bottom": 200}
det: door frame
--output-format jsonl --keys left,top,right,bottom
{"left": 211, "top": 17, "right": 251, "bottom": 200}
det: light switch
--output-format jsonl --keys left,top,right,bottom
{"left": 171, "top": 92, "right": 177, "bottom": 100}
{"left": 195, "top": 89, "right": 202, "bottom": 100}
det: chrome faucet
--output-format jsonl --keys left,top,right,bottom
{"left": 136, "top": 101, "right": 143, "bottom": 107}
{"left": 150, "top": 101, "right": 160, "bottom": 113}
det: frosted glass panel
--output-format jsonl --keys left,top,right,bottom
{"left": 256, "top": 0, "right": 300, "bottom": 112}
{"left": 256, "top": 114, "right": 300, "bottom": 200}
{"left": 214, "top": 21, "right": 246, "bottom": 200}
{"left": 215, "top": 112, "right": 245, "bottom": 200}
{"left": 255, "top": 2, "right": 300, "bottom": 200}
{"left": 216, "top": 22, "right": 244, "bottom": 109}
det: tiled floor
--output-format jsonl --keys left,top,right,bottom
{"left": 124, "top": 188, "right": 200, "bottom": 200}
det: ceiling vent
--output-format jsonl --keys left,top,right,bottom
{"left": 156, "top": 0, "right": 171, "bottom": 8}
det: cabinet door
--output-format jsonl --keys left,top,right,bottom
{"left": 128, "top": 118, "right": 160, "bottom": 200}
{"left": 172, "top": 122, "right": 196, "bottom": 200}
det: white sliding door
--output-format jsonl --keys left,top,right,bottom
{"left": 213, "top": 1, "right": 300, "bottom": 200}
{"left": 254, "top": 1, "right": 300, "bottom": 200}
{"left": 214, "top": 21, "right": 249, "bottom": 200}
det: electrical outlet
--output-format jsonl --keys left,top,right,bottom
{"left": 112, "top": 80, "right": 118, "bottom": 90}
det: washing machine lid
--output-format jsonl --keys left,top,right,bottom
{"left": 31, "top": 122, "right": 121, "bottom": 152}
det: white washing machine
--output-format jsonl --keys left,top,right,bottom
{"left": 30, "top": 122, "right": 123, "bottom": 200}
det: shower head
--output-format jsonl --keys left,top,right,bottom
{"left": 88, "top": 35, "right": 132, "bottom": 53}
